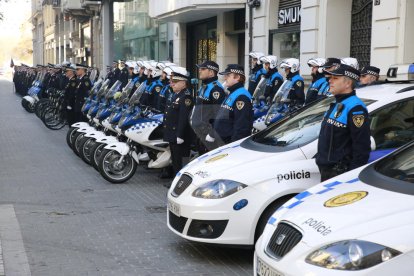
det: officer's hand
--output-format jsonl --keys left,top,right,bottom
{"left": 205, "top": 134, "right": 215, "bottom": 143}
{"left": 177, "top": 137, "right": 184, "bottom": 144}
{"left": 67, "top": 106, "right": 72, "bottom": 110}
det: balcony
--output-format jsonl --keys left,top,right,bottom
{"left": 149, "top": 0, "right": 246, "bottom": 22}
{"left": 61, "top": 0, "right": 83, "bottom": 12}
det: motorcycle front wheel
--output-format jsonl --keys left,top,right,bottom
{"left": 98, "top": 149, "right": 137, "bottom": 184}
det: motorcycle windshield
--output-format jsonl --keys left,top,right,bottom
{"left": 96, "top": 79, "right": 111, "bottom": 99}
{"left": 264, "top": 80, "right": 292, "bottom": 125}
{"left": 89, "top": 78, "right": 104, "bottom": 97}
{"left": 89, "top": 69, "right": 98, "bottom": 83}
{"left": 105, "top": 80, "right": 122, "bottom": 100}
{"left": 128, "top": 82, "right": 146, "bottom": 106}
{"left": 119, "top": 80, "right": 135, "bottom": 102}
{"left": 252, "top": 77, "right": 267, "bottom": 105}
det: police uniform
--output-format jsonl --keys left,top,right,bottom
{"left": 163, "top": 74, "right": 194, "bottom": 175}
{"left": 190, "top": 61, "right": 226, "bottom": 152}
{"left": 316, "top": 64, "right": 371, "bottom": 181}
{"left": 213, "top": 64, "right": 254, "bottom": 145}
{"left": 64, "top": 75, "right": 78, "bottom": 125}
{"left": 74, "top": 64, "right": 92, "bottom": 122}
{"left": 111, "top": 61, "right": 121, "bottom": 87}
{"left": 248, "top": 63, "right": 267, "bottom": 95}
{"left": 264, "top": 68, "right": 284, "bottom": 101}
{"left": 304, "top": 73, "right": 330, "bottom": 105}
{"left": 286, "top": 71, "right": 305, "bottom": 107}
{"left": 119, "top": 61, "right": 129, "bottom": 89}
{"left": 157, "top": 80, "right": 172, "bottom": 112}
{"left": 140, "top": 77, "right": 163, "bottom": 109}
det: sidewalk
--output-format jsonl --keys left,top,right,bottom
{"left": 0, "top": 205, "right": 31, "bottom": 276}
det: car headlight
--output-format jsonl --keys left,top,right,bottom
{"left": 192, "top": 179, "right": 247, "bottom": 199}
{"left": 306, "top": 240, "right": 401, "bottom": 270}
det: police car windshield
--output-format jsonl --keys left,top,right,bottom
{"left": 375, "top": 143, "right": 414, "bottom": 184}
{"left": 253, "top": 97, "right": 375, "bottom": 149}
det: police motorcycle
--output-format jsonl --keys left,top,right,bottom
{"left": 94, "top": 82, "right": 150, "bottom": 183}
{"left": 96, "top": 80, "right": 173, "bottom": 183}
{"left": 21, "top": 69, "right": 46, "bottom": 113}
{"left": 66, "top": 78, "right": 110, "bottom": 151}
{"left": 252, "top": 80, "right": 292, "bottom": 132}
{"left": 89, "top": 79, "right": 148, "bottom": 171}
{"left": 78, "top": 79, "right": 139, "bottom": 165}
{"left": 71, "top": 80, "right": 122, "bottom": 156}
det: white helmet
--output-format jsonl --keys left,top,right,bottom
{"left": 307, "top": 57, "right": 326, "bottom": 68}
{"left": 341, "top": 57, "right": 359, "bottom": 70}
{"left": 156, "top": 61, "right": 175, "bottom": 71}
{"left": 142, "top": 61, "right": 152, "bottom": 76}
{"left": 125, "top": 60, "right": 135, "bottom": 68}
{"left": 169, "top": 65, "right": 189, "bottom": 80}
{"left": 133, "top": 65, "right": 140, "bottom": 74}
{"left": 280, "top": 58, "right": 300, "bottom": 73}
{"left": 249, "top": 51, "right": 265, "bottom": 65}
{"left": 260, "top": 55, "right": 278, "bottom": 69}
{"left": 163, "top": 67, "right": 173, "bottom": 79}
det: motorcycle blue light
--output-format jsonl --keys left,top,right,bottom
{"left": 233, "top": 199, "right": 248, "bottom": 211}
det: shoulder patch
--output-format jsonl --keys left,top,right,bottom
{"left": 352, "top": 115, "right": 365, "bottom": 127}
{"left": 85, "top": 82, "right": 89, "bottom": 87}
{"left": 212, "top": 91, "right": 220, "bottom": 100}
{"left": 236, "top": 101, "right": 245, "bottom": 110}
{"left": 296, "top": 81, "right": 302, "bottom": 87}
{"left": 155, "top": 86, "right": 161, "bottom": 93}
{"left": 185, "top": 98, "right": 192, "bottom": 106}
{"left": 135, "top": 82, "right": 140, "bottom": 88}
{"left": 71, "top": 82, "right": 76, "bottom": 87}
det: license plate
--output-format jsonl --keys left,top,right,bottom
{"left": 168, "top": 199, "right": 181, "bottom": 217}
{"left": 256, "top": 257, "right": 284, "bottom": 276}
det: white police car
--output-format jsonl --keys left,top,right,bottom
{"left": 167, "top": 64, "right": 414, "bottom": 246}
{"left": 255, "top": 140, "right": 414, "bottom": 275}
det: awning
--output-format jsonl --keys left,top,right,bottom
{"left": 153, "top": 4, "right": 245, "bottom": 23}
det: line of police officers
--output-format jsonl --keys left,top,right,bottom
{"left": 13, "top": 54, "right": 381, "bottom": 183}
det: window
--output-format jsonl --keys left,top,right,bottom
{"left": 370, "top": 98, "right": 414, "bottom": 150}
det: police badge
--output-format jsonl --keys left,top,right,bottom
{"left": 236, "top": 101, "right": 245, "bottom": 110}
{"left": 352, "top": 115, "right": 365, "bottom": 127}
{"left": 212, "top": 91, "right": 220, "bottom": 100}
{"left": 185, "top": 98, "right": 192, "bottom": 106}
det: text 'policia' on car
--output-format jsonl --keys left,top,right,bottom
{"left": 255, "top": 140, "right": 414, "bottom": 276}
{"left": 167, "top": 63, "right": 414, "bottom": 246}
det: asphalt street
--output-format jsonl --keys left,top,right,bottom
{"left": 0, "top": 79, "right": 253, "bottom": 275}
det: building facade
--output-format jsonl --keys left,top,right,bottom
{"left": 31, "top": 0, "right": 414, "bottom": 78}
{"left": 149, "top": 0, "right": 414, "bottom": 78}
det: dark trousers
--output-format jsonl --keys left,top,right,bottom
{"left": 170, "top": 142, "right": 191, "bottom": 175}
{"left": 318, "top": 165, "right": 342, "bottom": 182}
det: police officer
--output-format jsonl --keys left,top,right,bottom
{"left": 248, "top": 52, "right": 267, "bottom": 95}
{"left": 260, "top": 55, "right": 284, "bottom": 102}
{"left": 140, "top": 63, "right": 163, "bottom": 109}
{"left": 190, "top": 61, "right": 226, "bottom": 152}
{"left": 209, "top": 64, "right": 253, "bottom": 146}
{"left": 279, "top": 58, "right": 305, "bottom": 108}
{"left": 359, "top": 66, "right": 380, "bottom": 86}
{"left": 64, "top": 64, "right": 78, "bottom": 126}
{"left": 321, "top": 57, "right": 342, "bottom": 72}
{"left": 157, "top": 66, "right": 174, "bottom": 112}
{"left": 110, "top": 61, "right": 121, "bottom": 87}
{"left": 74, "top": 64, "right": 92, "bottom": 122}
{"left": 163, "top": 66, "right": 194, "bottom": 176}
{"left": 316, "top": 64, "right": 371, "bottom": 181}
{"left": 119, "top": 60, "right": 129, "bottom": 89}
{"left": 305, "top": 57, "right": 330, "bottom": 105}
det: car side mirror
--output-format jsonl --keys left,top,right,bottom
{"left": 370, "top": 136, "right": 376, "bottom": 151}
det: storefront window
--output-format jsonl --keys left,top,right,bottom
{"left": 113, "top": 0, "right": 168, "bottom": 61}
{"left": 270, "top": 31, "right": 300, "bottom": 59}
